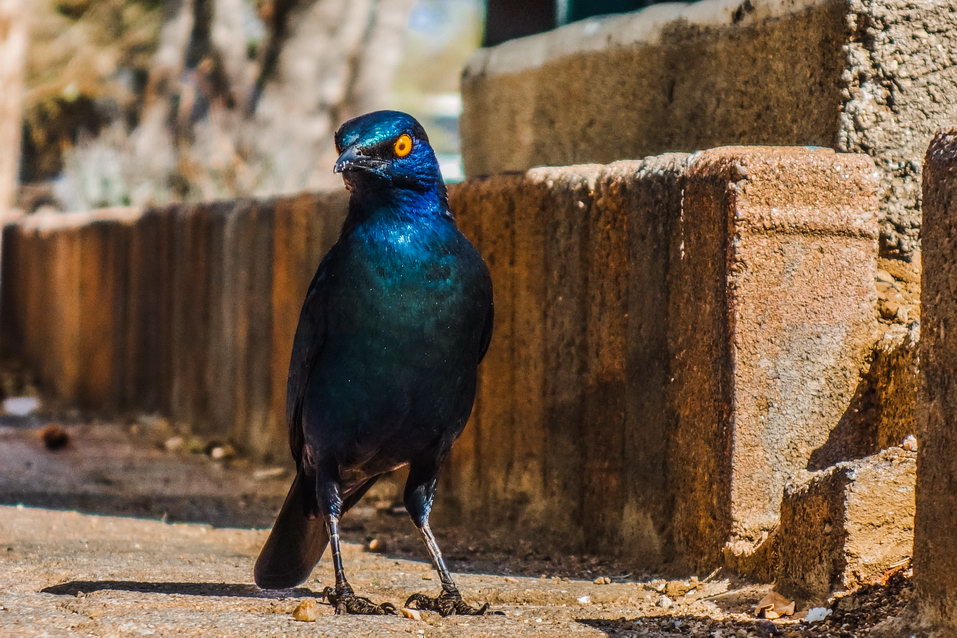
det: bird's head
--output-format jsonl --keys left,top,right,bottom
{"left": 333, "top": 111, "right": 444, "bottom": 198}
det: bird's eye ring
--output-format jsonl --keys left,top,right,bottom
{"left": 393, "top": 133, "right": 413, "bottom": 158}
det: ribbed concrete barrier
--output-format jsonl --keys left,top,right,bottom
{"left": 461, "top": 0, "right": 957, "bottom": 256}
{"left": 443, "top": 147, "right": 879, "bottom": 570}
{"left": 1, "top": 193, "right": 348, "bottom": 461}
{"left": 1, "top": 146, "right": 879, "bottom": 572}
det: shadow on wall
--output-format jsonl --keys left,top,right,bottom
{"left": 807, "top": 328, "right": 917, "bottom": 471}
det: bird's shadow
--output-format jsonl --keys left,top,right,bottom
{"left": 41, "top": 580, "right": 324, "bottom": 600}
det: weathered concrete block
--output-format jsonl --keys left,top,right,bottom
{"left": 913, "top": 130, "right": 957, "bottom": 633}
{"left": 461, "top": 0, "right": 957, "bottom": 255}
{"left": 776, "top": 447, "right": 916, "bottom": 605}
{"left": 264, "top": 192, "right": 347, "bottom": 461}
{"left": 445, "top": 146, "right": 878, "bottom": 570}
{"left": 446, "top": 158, "right": 689, "bottom": 559}
{"left": 678, "top": 147, "right": 879, "bottom": 568}
{"left": 122, "top": 207, "right": 175, "bottom": 414}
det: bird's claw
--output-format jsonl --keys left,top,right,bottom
{"left": 405, "top": 590, "right": 489, "bottom": 617}
{"left": 322, "top": 586, "right": 397, "bottom": 615}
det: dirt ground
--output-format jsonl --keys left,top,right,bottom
{"left": 0, "top": 413, "right": 911, "bottom": 637}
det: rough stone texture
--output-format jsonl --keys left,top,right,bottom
{"left": 876, "top": 254, "right": 920, "bottom": 325}
{"left": 776, "top": 447, "right": 916, "bottom": 605}
{"left": 0, "top": 0, "right": 26, "bottom": 218}
{"left": 912, "top": 130, "right": 957, "bottom": 633}
{"left": 0, "top": 193, "right": 348, "bottom": 461}
{"left": 0, "top": 147, "right": 879, "bottom": 573}
{"left": 460, "top": 0, "right": 957, "bottom": 257}
{"left": 446, "top": 147, "right": 878, "bottom": 570}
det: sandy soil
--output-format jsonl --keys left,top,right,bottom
{"left": 0, "top": 415, "right": 910, "bottom": 637}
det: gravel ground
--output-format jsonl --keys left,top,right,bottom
{"left": 0, "top": 413, "right": 912, "bottom": 637}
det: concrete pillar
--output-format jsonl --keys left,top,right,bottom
{"left": 678, "top": 147, "right": 879, "bottom": 569}
{"left": 913, "top": 130, "right": 957, "bottom": 632}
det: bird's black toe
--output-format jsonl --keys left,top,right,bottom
{"left": 323, "top": 586, "right": 397, "bottom": 616}
{"left": 405, "top": 590, "right": 489, "bottom": 617}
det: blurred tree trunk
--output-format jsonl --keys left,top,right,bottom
{"left": 0, "top": 0, "right": 28, "bottom": 218}
{"left": 130, "top": 0, "right": 414, "bottom": 202}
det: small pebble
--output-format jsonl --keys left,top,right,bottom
{"left": 164, "top": 436, "right": 184, "bottom": 452}
{"left": 366, "top": 538, "right": 385, "bottom": 552}
{"left": 292, "top": 599, "right": 319, "bottom": 622}
{"left": 593, "top": 576, "right": 611, "bottom": 585}
{"left": 902, "top": 435, "right": 918, "bottom": 452}
{"left": 658, "top": 595, "right": 674, "bottom": 609}
{"left": 577, "top": 595, "right": 591, "bottom": 605}
{"left": 804, "top": 607, "right": 832, "bottom": 622}
{"left": 206, "top": 442, "right": 235, "bottom": 460}
{"left": 40, "top": 424, "right": 70, "bottom": 451}
{"left": 399, "top": 607, "right": 422, "bottom": 620}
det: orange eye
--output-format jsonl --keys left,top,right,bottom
{"left": 393, "top": 133, "right": 413, "bottom": 158}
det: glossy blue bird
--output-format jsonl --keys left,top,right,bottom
{"left": 254, "top": 110, "right": 493, "bottom": 616}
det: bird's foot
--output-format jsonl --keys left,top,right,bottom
{"left": 405, "top": 589, "right": 489, "bottom": 617}
{"left": 322, "top": 586, "right": 397, "bottom": 615}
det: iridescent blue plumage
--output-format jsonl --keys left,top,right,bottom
{"left": 255, "top": 111, "right": 493, "bottom": 616}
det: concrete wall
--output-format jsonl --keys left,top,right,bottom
{"left": 460, "top": 0, "right": 957, "bottom": 257}
{"left": 1, "top": 146, "right": 880, "bottom": 572}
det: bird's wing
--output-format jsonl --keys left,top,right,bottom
{"left": 286, "top": 250, "right": 334, "bottom": 465}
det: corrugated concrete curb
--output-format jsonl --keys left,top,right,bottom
{"left": 461, "top": 0, "right": 957, "bottom": 256}
{"left": 1, "top": 147, "right": 880, "bottom": 574}
{"left": 446, "top": 147, "right": 879, "bottom": 571}
{"left": 0, "top": 193, "right": 349, "bottom": 461}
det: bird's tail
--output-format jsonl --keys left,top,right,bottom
{"left": 254, "top": 471, "right": 328, "bottom": 589}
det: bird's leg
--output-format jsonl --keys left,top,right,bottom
{"left": 404, "top": 522, "right": 490, "bottom": 616}
{"left": 402, "top": 463, "right": 489, "bottom": 617}
{"left": 317, "top": 473, "right": 396, "bottom": 615}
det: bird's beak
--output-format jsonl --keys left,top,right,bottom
{"left": 334, "top": 146, "right": 381, "bottom": 174}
